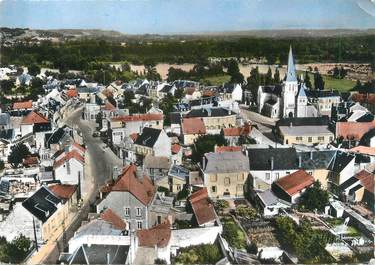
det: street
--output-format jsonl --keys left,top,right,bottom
{"left": 28, "top": 107, "right": 124, "bottom": 264}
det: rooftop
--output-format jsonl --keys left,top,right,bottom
{"left": 137, "top": 221, "right": 171, "bottom": 248}
{"left": 189, "top": 188, "right": 216, "bottom": 226}
{"left": 203, "top": 151, "right": 249, "bottom": 174}
{"left": 21, "top": 111, "right": 49, "bottom": 125}
{"left": 182, "top": 117, "right": 206, "bottom": 135}
{"left": 275, "top": 170, "right": 314, "bottom": 196}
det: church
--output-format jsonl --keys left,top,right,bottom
{"left": 257, "top": 46, "right": 319, "bottom": 119}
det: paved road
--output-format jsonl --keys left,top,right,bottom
{"left": 240, "top": 106, "right": 277, "bottom": 133}
{"left": 65, "top": 107, "right": 123, "bottom": 203}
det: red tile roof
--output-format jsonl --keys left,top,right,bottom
{"left": 21, "top": 111, "right": 49, "bottom": 125}
{"left": 49, "top": 184, "right": 77, "bottom": 200}
{"left": 202, "top": 90, "right": 215, "bottom": 97}
{"left": 130, "top": 133, "right": 139, "bottom": 142}
{"left": 215, "top": 146, "right": 242, "bottom": 153}
{"left": 355, "top": 170, "right": 374, "bottom": 194}
{"left": 66, "top": 89, "right": 78, "bottom": 98}
{"left": 13, "top": 100, "right": 32, "bottom": 110}
{"left": 108, "top": 164, "right": 156, "bottom": 206}
{"left": 186, "top": 87, "right": 196, "bottom": 95}
{"left": 171, "top": 144, "right": 181, "bottom": 154}
{"left": 23, "top": 155, "right": 39, "bottom": 166}
{"left": 336, "top": 121, "right": 375, "bottom": 141}
{"left": 111, "top": 113, "right": 163, "bottom": 123}
{"left": 53, "top": 150, "right": 85, "bottom": 169}
{"left": 182, "top": 118, "right": 206, "bottom": 135}
{"left": 349, "top": 146, "right": 375, "bottom": 156}
{"left": 137, "top": 220, "right": 171, "bottom": 248}
{"left": 100, "top": 208, "right": 127, "bottom": 230}
{"left": 103, "top": 101, "right": 116, "bottom": 111}
{"left": 189, "top": 188, "right": 216, "bottom": 226}
{"left": 223, "top": 123, "right": 251, "bottom": 137}
{"left": 275, "top": 170, "right": 314, "bottom": 196}
{"left": 72, "top": 142, "right": 86, "bottom": 153}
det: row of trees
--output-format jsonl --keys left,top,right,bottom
{"left": 2, "top": 36, "right": 373, "bottom": 69}
{"left": 0, "top": 235, "right": 32, "bottom": 263}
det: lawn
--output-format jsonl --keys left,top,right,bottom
{"left": 200, "top": 74, "right": 231, "bottom": 86}
{"left": 299, "top": 71, "right": 356, "bottom": 92}
{"left": 221, "top": 216, "right": 247, "bottom": 249}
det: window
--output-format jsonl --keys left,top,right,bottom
{"left": 176, "top": 184, "right": 181, "bottom": 191}
{"left": 66, "top": 161, "right": 71, "bottom": 175}
{"left": 224, "top": 177, "right": 231, "bottom": 186}
{"left": 318, "top": 136, "right": 324, "bottom": 141}
{"left": 137, "top": 221, "right": 142, "bottom": 230}
{"left": 296, "top": 136, "right": 302, "bottom": 141}
{"left": 236, "top": 184, "right": 243, "bottom": 192}
{"left": 308, "top": 137, "right": 312, "bottom": 143}
{"left": 157, "top": 216, "right": 162, "bottom": 224}
{"left": 136, "top": 207, "right": 142, "bottom": 217}
{"left": 237, "top": 174, "right": 244, "bottom": 181}
{"left": 211, "top": 186, "right": 217, "bottom": 193}
{"left": 286, "top": 171, "right": 290, "bottom": 175}
{"left": 308, "top": 171, "right": 313, "bottom": 175}
{"left": 275, "top": 173, "right": 280, "bottom": 180}
{"left": 210, "top": 175, "right": 217, "bottom": 182}
{"left": 124, "top": 207, "right": 130, "bottom": 216}
{"left": 329, "top": 136, "right": 333, "bottom": 142}
{"left": 266, "top": 173, "right": 271, "bottom": 180}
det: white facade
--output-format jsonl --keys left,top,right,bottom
{"left": 54, "top": 158, "right": 84, "bottom": 185}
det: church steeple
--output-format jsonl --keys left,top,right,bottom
{"left": 286, "top": 45, "right": 297, "bottom": 82}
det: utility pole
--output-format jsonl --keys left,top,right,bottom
{"left": 32, "top": 217, "right": 38, "bottom": 252}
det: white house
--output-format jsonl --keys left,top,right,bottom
{"left": 53, "top": 149, "right": 85, "bottom": 186}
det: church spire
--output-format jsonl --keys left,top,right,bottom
{"left": 286, "top": 45, "right": 297, "bottom": 82}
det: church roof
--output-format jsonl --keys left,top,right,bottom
{"left": 298, "top": 84, "right": 307, "bottom": 97}
{"left": 286, "top": 46, "right": 297, "bottom": 82}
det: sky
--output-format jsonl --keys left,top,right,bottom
{"left": 0, "top": 0, "right": 374, "bottom": 34}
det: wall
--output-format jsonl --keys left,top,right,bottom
{"left": 97, "top": 191, "right": 149, "bottom": 230}
{"left": 281, "top": 131, "right": 334, "bottom": 145}
{"left": 54, "top": 159, "right": 84, "bottom": 185}
{"left": 205, "top": 171, "right": 248, "bottom": 198}
{"left": 170, "top": 225, "right": 222, "bottom": 248}
{"left": 153, "top": 130, "right": 171, "bottom": 157}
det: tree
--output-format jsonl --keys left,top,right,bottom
{"left": 265, "top": 67, "right": 273, "bottom": 85}
{"left": 27, "top": 64, "right": 41, "bottom": 76}
{"left": 273, "top": 68, "right": 280, "bottom": 84}
{"left": 175, "top": 244, "right": 222, "bottom": 264}
{"left": 314, "top": 72, "right": 325, "bottom": 90}
{"left": 191, "top": 134, "right": 227, "bottom": 163}
{"left": 28, "top": 77, "right": 45, "bottom": 100}
{"left": 214, "top": 199, "right": 229, "bottom": 214}
{"left": 299, "top": 181, "right": 329, "bottom": 212}
{"left": 235, "top": 205, "right": 257, "bottom": 219}
{"left": 6, "top": 235, "right": 31, "bottom": 263}
{"left": 227, "top": 60, "right": 244, "bottom": 84}
{"left": 8, "top": 143, "right": 31, "bottom": 168}
{"left": 159, "top": 93, "right": 177, "bottom": 125}
{"left": 304, "top": 71, "right": 312, "bottom": 89}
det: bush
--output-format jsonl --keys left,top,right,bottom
{"left": 246, "top": 242, "right": 258, "bottom": 254}
{"left": 154, "top": 258, "right": 167, "bottom": 264}
{"left": 221, "top": 217, "right": 247, "bottom": 249}
{"left": 175, "top": 243, "right": 222, "bottom": 264}
{"left": 235, "top": 205, "right": 257, "bottom": 220}
{"left": 176, "top": 188, "right": 189, "bottom": 201}
{"left": 214, "top": 200, "right": 229, "bottom": 214}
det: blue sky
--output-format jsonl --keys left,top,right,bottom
{"left": 0, "top": 0, "right": 374, "bottom": 34}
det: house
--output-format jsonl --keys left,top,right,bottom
{"left": 184, "top": 107, "right": 237, "bottom": 134}
{"left": 181, "top": 117, "right": 206, "bottom": 145}
{"left": 20, "top": 111, "right": 51, "bottom": 137}
{"left": 336, "top": 120, "right": 375, "bottom": 142}
{"left": 15, "top": 73, "right": 32, "bottom": 86}
{"left": 53, "top": 149, "right": 85, "bottom": 187}
{"left": 298, "top": 150, "right": 336, "bottom": 189}
{"left": 202, "top": 151, "right": 249, "bottom": 198}
{"left": 339, "top": 169, "right": 374, "bottom": 212}
{"left": 217, "top": 83, "right": 243, "bottom": 102}
{"left": 247, "top": 148, "right": 299, "bottom": 190}
{"left": 109, "top": 113, "right": 163, "bottom": 145}
{"left": 167, "top": 165, "right": 189, "bottom": 193}
{"left": 171, "top": 144, "right": 182, "bottom": 165}
{"left": 189, "top": 188, "right": 217, "bottom": 227}
{"left": 133, "top": 127, "right": 171, "bottom": 163}
{"left": 169, "top": 112, "right": 182, "bottom": 135}
{"left": 255, "top": 189, "right": 290, "bottom": 217}
{"left": 82, "top": 103, "right": 101, "bottom": 121}
{"left": 0, "top": 112, "right": 11, "bottom": 130}
{"left": 143, "top": 155, "right": 171, "bottom": 183}
{"left": 272, "top": 170, "right": 315, "bottom": 204}
{"left": 97, "top": 165, "right": 156, "bottom": 230}
{"left": 148, "top": 192, "right": 174, "bottom": 228}
{"left": 22, "top": 184, "right": 77, "bottom": 242}
{"left": 305, "top": 89, "right": 341, "bottom": 116}
{"left": 276, "top": 117, "right": 334, "bottom": 145}
{"left": 328, "top": 151, "right": 356, "bottom": 189}
{"left": 222, "top": 122, "right": 251, "bottom": 146}
{"left": 136, "top": 220, "right": 172, "bottom": 263}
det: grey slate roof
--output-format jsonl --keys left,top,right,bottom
{"left": 298, "top": 151, "right": 336, "bottom": 170}
{"left": 203, "top": 151, "right": 249, "bottom": 174}
{"left": 22, "top": 186, "right": 62, "bottom": 223}
{"left": 257, "top": 189, "right": 278, "bottom": 206}
{"left": 247, "top": 148, "right": 298, "bottom": 171}
{"left": 169, "top": 112, "right": 182, "bottom": 125}
{"left": 185, "top": 107, "right": 232, "bottom": 118}
{"left": 286, "top": 46, "right": 297, "bottom": 82}
{"left": 169, "top": 165, "right": 190, "bottom": 181}
{"left": 69, "top": 244, "right": 129, "bottom": 265}
{"left": 134, "top": 127, "right": 161, "bottom": 148}
{"left": 276, "top": 116, "right": 330, "bottom": 127}
{"left": 0, "top": 113, "right": 10, "bottom": 126}
{"left": 328, "top": 151, "right": 355, "bottom": 173}
{"left": 305, "top": 89, "right": 340, "bottom": 98}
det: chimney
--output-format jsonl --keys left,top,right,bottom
{"left": 106, "top": 252, "right": 110, "bottom": 265}
{"left": 298, "top": 155, "right": 302, "bottom": 168}
{"left": 310, "top": 151, "right": 313, "bottom": 160}
{"left": 202, "top": 156, "right": 206, "bottom": 169}
{"left": 270, "top": 157, "right": 274, "bottom": 171}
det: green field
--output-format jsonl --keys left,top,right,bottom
{"left": 200, "top": 74, "right": 231, "bottom": 86}
{"left": 300, "top": 71, "right": 356, "bottom": 92}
